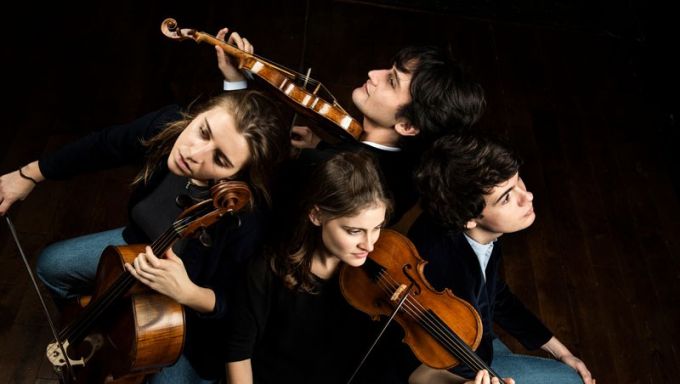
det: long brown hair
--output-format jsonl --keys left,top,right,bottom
{"left": 271, "top": 151, "right": 392, "bottom": 293}
{"left": 133, "top": 90, "right": 288, "bottom": 206}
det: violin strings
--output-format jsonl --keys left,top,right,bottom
{"left": 375, "top": 270, "right": 497, "bottom": 377}
{"left": 374, "top": 275, "right": 491, "bottom": 376}
{"left": 377, "top": 271, "right": 497, "bottom": 376}
{"left": 373, "top": 277, "right": 487, "bottom": 374}
{"left": 204, "top": 32, "right": 341, "bottom": 103}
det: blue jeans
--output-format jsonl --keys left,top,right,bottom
{"left": 36, "top": 227, "right": 127, "bottom": 299}
{"left": 491, "top": 339, "right": 583, "bottom": 383}
{"left": 147, "top": 354, "right": 219, "bottom": 384}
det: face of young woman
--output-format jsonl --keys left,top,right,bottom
{"left": 167, "top": 107, "right": 251, "bottom": 183}
{"left": 315, "top": 202, "right": 387, "bottom": 267}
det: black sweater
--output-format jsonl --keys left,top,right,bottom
{"left": 38, "top": 105, "right": 265, "bottom": 379}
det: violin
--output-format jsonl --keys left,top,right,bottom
{"left": 161, "top": 18, "right": 363, "bottom": 144}
{"left": 340, "top": 229, "right": 506, "bottom": 382}
{"left": 47, "top": 181, "right": 251, "bottom": 383}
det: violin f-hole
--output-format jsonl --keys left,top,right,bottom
{"left": 401, "top": 264, "right": 422, "bottom": 295}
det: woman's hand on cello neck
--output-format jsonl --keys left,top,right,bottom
{"left": 125, "top": 245, "right": 217, "bottom": 314}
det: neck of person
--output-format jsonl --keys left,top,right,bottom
{"left": 464, "top": 227, "right": 502, "bottom": 245}
{"left": 189, "top": 177, "right": 209, "bottom": 187}
{"left": 360, "top": 119, "right": 401, "bottom": 148}
{"left": 310, "top": 250, "right": 342, "bottom": 280}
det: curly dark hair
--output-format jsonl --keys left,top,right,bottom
{"left": 393, "top": 46, "right": 486, "bottom": 151}
{"left": 415, "top": 133, "right": 521, "bottom": 231}
{"left": 270, "top": 151, "right": 393, "bottom": 293}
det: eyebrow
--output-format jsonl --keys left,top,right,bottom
{"left": 391, "top": 68, "right": 402, "bottom": 89}
{"left": 494, "top": 186, "right": 514, "bottom": 205}
{"left": 204, "top": 117, "right": 234, "bottom": 168}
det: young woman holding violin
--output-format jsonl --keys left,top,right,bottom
{"left": 224, "top": 151, "right": 398, "bottom": 384}
{"left": 408, "top": 133, "right": 595, "bottom": 384}
{"left": 0, "top": 90, "right": 289, "bottom": 383}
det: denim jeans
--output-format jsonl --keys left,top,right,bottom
{"left": 36, "top": 227, "right": 127, "bottom": 299}
{"left": 147, "top": 354, "right": 219, "bottom": 384}
{"left": 491, "top": 338, "right": 583, "bottom": 383}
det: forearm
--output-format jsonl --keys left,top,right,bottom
{"left": 540, "top": 336, "right": 572, "bottom": 359}
{"left": 226, "top": 359, "right": 253, "bottom": 384}
{"left": 180, "top": 284, "right": 216, "bottom": 314}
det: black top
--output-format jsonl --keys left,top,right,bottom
{"left": 38, "top": 105, "right": 266, "bottom": 379}
{"left": 407, "top": 213, "right": 553, "bottom": 378}
{"left": 225, "top": 254, "right": 399, "bottom": 384}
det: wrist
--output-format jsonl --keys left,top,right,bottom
{"left": 21, "top": 161, "right": 45, "bottom": 183}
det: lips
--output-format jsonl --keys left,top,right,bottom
{"left": 177, "top": 153, "right": 191, "bottom": 175}
{"left": 352, "top": 252, "right": 369, "bottom": 259}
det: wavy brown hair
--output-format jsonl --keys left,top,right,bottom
{"left": 271, "top": 151, "right": 392, "bottom": 293}
{"left": 415, "top": 133, "right": 521, "bottom": 231}
{"left": 133, "top": 90, "right": 288, "bottom": 206}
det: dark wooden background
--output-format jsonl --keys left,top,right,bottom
{"left": 1, "top": 1, "right": 678, "bottom": 382}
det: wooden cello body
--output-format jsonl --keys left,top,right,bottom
{"left": 55, "top": 245, "right": 185, "bottom": 383}
{"left": 49, "top": 181, "right": 252, "bottom": 383}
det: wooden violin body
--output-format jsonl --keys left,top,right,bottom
{"left": 341, "top": 230, "right": 505, "bottom": 382}
{"left": 161, "top": 18, "right": 363, "bottom": 144}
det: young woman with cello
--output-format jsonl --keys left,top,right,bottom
{"left": 0, "top": 89, "right": 289, "bottom": 382}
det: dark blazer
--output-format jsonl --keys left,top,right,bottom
{"left": 408, "top": 212, "right": 553, "bottom": 377}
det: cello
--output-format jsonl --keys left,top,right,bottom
{"left": 160, "top": 18, "right": 363, "bottom": 145}
{"left": 340, "top": 229, "right": 507, "bottom": 383}
{"left": 46, "top": 181, "right": 251, "bottom": 383}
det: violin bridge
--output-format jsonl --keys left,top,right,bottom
{"left": 391, "top": 284, "right": 408, "bottom": 302}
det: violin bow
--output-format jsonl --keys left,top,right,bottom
{"left": 346, "top": 282, "right": 415, "bottom": 384}
{"left": 4, "top": 216, "right": 73, "bottom": 381}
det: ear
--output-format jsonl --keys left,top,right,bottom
{"left": 394, "top": 119, "right": 420, "bottom": 137}
{"left": 308, "top": 206, "right": 322, "bottom": 226}
{"left": 464, "top": 219, "right": 477, "bottom": 230}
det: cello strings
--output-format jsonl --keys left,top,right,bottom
{"left": 59, "top": 215, "right": 189, "bottom": 342}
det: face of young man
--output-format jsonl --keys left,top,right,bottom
{"left": 351, "top": 66, "right": 413, "bottom": 133}
{"left": 466, "top": 172, "right": 536, "bottom": 244}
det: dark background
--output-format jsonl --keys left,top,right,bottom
{"left": 1, "top": 1, "right": 678, "bottom": 382}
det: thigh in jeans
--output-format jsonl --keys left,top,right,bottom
{"left": 36, "top": 227, "right": 127, "bottom": 299}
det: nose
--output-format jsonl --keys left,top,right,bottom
{"left": 367, "top": 69, "right": 387, "bottom": 84}
{"left": 520, "top": 189, "right": 534, "bottom": 205}
{"left": 359, "top": 232, "right": 378, "bottom": 253}
{"left": 186, "top": 142, "right": 215, "bottom": 163}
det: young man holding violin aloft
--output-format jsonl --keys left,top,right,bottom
{"left": 215, "top": 30, "right": 486, "bottom": 221}
{"left": 407, "top": 133, "right": 595, "bottom": 384}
